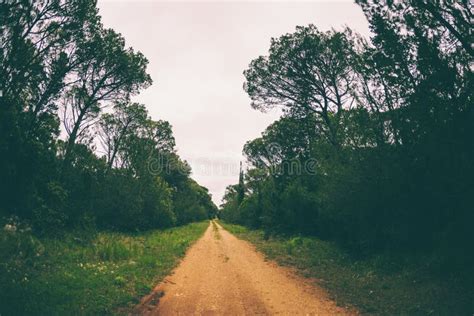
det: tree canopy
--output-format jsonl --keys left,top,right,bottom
{"left": 0, "top": 0, "right": 216, "bottom": 234}
{"left": 222, "top": 1, "right": 473, "bottom": 264}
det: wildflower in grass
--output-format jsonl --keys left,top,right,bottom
{"left": 4, "top": 224, "right": 17, "bottom": 232}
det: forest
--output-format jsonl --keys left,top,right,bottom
{"left": 0, "top": 0, "right": 217, "bottom": 234}
{"left": 1, "top": 0, "right": 473, "bottom": 314}
{"left": 220, "top": 0, "right": 473, "bottom": 267}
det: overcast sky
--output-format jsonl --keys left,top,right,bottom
{"left": 97, "top": 0, "right": 371, "bottom": 205}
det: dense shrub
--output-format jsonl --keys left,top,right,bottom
{"left": 221, "top": 1, "right": 473, "bottom": 268}
{"left": 0, "top": 1, "right": 216, "bottom": 234}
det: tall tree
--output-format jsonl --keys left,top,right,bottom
{"left": 244, "top": 26, "right": 359, "bottom": 146}
{"left": 0, "top": 0, "right": 100, "bottom": 215}
{"left": 98, "top": 102, "right": 148, "bottom": 170}
{"left": 61, "top": 27, "right": 152, "bottom": 169}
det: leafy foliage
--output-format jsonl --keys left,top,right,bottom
{"left": 222, "top": 1, "right": 474, "bottom": 270}
{"left": 223, "top": 222, "right": 474, "bottom": 315}
{"left": 0, "top": 0, "right": 216, "bottom": 233}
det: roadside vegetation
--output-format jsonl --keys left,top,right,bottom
{"left": 222, "top": 222, "right": 473, "bottom": 315}
{"left": 1, "top": 0, "right": 472, "bottom": 313}
{"left": 0, "top": 221, "right": 208, "bottom": 315}
{"left": 1, "top": 3, "right": 216, "bottom": 312}
{"left": 0, "top": 1, "right": 217, "bottom": 235}
{"left": 220, "top": 1, "right": 473, "bottom": 312}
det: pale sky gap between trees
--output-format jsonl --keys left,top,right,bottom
{"left": 97, "top": 0, "right": 372, "bottom": 204}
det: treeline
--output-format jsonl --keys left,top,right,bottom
{"left": 221, "top": 0, "right": 473, "bottom": 262}
{"left": 0, "top": 0, "right": 217, "bottom": 234}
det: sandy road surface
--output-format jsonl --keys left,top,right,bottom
{"left": 135, "top": 221, "right": 354, "bottom": 315}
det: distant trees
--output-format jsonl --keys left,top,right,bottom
{"left": 222, "top": 0, "right": 473, "bottom": 262}
{"left": 0, "top": 0, "right": 215, "bottom": 234}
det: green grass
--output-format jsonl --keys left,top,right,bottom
{"left": 221, "top": 222, "right": 474, "bottom": 315}
{"left": 0, "top": 221, "right": 208, "bottom": 315}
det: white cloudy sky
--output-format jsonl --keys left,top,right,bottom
{"left": 97, "top": 0, "right": 371, "bottom": 205}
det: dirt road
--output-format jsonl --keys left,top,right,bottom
{"left": 136, "top": 221, "right": 354, "bottom": 315}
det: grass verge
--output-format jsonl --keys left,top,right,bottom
{"left": 221, "top": 222, "right": 473, "bottom": 315}
{"left": 0, "top": 221, "right": 208, "bottom": 315}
